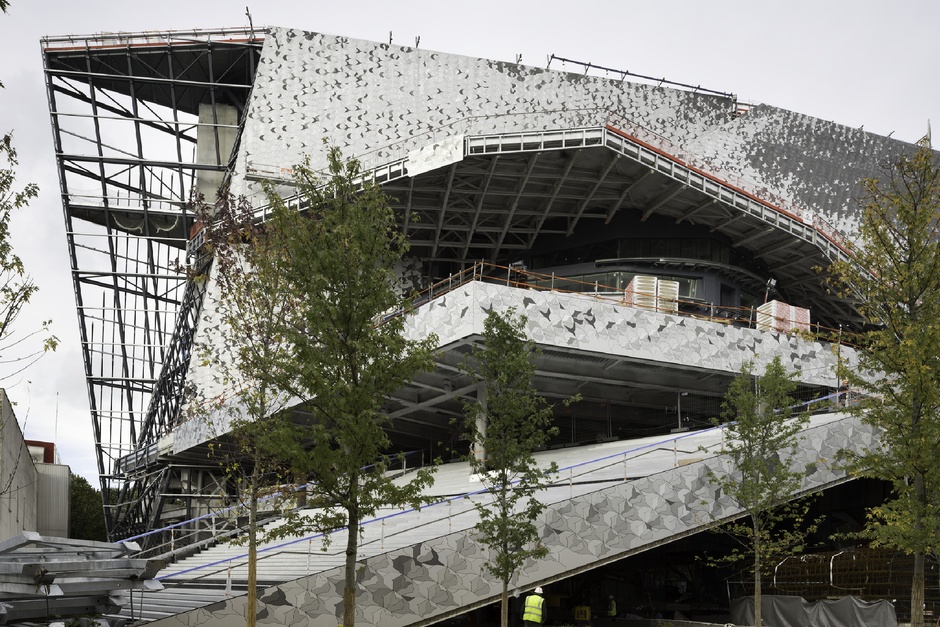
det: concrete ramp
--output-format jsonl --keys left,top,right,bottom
{"left": 138, "top": 413, "right": 875, "bottom": 627}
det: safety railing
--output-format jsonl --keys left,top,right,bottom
{"left": 151, "top": 411, "right": 852, "bottom": 586}
{"left": 123, "top": 449, "right": 428, "bottom": 560}
{"left": 42, "top": 27, "right": 263, "bottom": 52}
{"left": 388, "top": 261, "right": 860, "bottom": 347}
{"left": 245, "top": 107, "right": 611, "bottom": 183}
{"left": 605, "top": 112, "right": 849, "bottom": 256}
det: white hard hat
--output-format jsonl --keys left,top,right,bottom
{"left": 535, "top": 587, "right": 543, "bottom": 594}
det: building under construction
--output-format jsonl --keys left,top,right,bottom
{"left": 39, "top": 25, "right": 928, "bottom": 626}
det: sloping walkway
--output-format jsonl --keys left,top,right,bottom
{"left": 125, "top": 412, "right": 874, "bottom": 626}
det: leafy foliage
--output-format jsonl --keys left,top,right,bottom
{"left": 193, "top": 185, "right": 310, "bottom": 627}
{"left": 0, "top": 122, "right": 57, "bottom": 384}
{"left": 69, "top": 474, "right": 107, "bottom": 541}
{"left": 461, "top": 308, "right": 574, "bottom": 627}
{"left": 828, "top": 141, "right": 940, "bottom": 627}
{"left": 196, "top": 147, "right": 438, "bottom": 627}
{"left": 704, "top": 357, "right": 815, "bottom": 627}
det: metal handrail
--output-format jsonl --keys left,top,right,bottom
{"left": 604, "top": 112, "right": 849, "bottom": 256}
{"left": 389, "top": 261, "right": 858, "bottom": 345}
{"left": 121, "top": 449, "right": 427, "bottom": 557}
{"left": 154, "top": 412, "right": 851, "bottom": 583}
{"left": 245, "top": 108, "right": 611, "bottom": 183}
{"left": 41, "top": 27, "right": 264, "bottom": 51}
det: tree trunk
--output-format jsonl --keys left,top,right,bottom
{"left": 753, "top": 516, "right": 762, "bottom": 627}
{"left": 912, "top": 549, "right": 925, "bottom": 627}
{"left": 500, "top": 579, "right": 509, "bottom": 627}
{"left": 909, "top": 466, "right": 928, "bottom": 627}
{"left": 343, "top": 509, "right": 360, "bottom": 627}
{"left": 247, "top": 464, "right": 259, "bottom": 627}
{"left": 343, "top": 517, "right": 358, "bottom": 627}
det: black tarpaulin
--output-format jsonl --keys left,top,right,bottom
{"left": 731, "top": 595, "right": 897, "bottom": 627}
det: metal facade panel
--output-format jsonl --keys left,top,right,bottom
{"left": 235, "top": 27, "right": 918, "bottom": 240}
{"left": 36, "top": 464, "right": 70, "bottom": 538}
{"left": 234, "top": 28, "right": 732, "bottom": 197}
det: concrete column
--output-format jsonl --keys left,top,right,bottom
{"left": 472, "top": 386, "right": 487, "bottom": 467}
{"left": 196, "top": 103, "right": 238, "bottom": 207}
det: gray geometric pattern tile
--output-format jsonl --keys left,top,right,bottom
{"left": 176, "top": 279, "right": 854, "bottom": 453}
{"left": 233, "top": 27, "right": 914, "bottom": 238}
{"left": 404, "top": 282, "right": 854, "bottom": 388}
{"left": 149, "top": 415, "right": 874, "bottom": 627}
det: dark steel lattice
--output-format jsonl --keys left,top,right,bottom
{"left": 42, "top": 29, "right": 262, "bottom": 540}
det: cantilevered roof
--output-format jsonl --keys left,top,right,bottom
{"left": 373, "top": 126, "right": 856, "bottom": 328}
{"left": 234, "top": 27, "right": 920, "bottom": 329}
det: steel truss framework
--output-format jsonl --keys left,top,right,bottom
{"left": 42, "top": 29, "right": 263, "bottom": 539}
{"left": 374, "top": 125, "right": 856, "bottom": 328}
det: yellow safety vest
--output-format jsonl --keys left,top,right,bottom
{"left": 523, "top": 594, "right": 544, "bottom": 623}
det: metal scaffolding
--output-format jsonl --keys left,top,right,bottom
{"left": 765, "top": 547, "right": 940, "bottom": 624}
{"left": 42, "top": 28, "right": 262, "bottom": 541}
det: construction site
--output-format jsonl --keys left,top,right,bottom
{"left": 4, "top": 23, "right": 933, "bottom": 626}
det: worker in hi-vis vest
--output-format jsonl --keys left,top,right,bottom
{"left": 522, "top": 587, "right": 545, "bottom": 626}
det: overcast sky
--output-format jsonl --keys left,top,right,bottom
{"left": 1, "top": 0, "right": 938, "bottom": 485}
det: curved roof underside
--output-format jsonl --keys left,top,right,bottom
{"left": 375, "top": 127, "right": 857, "bottom": 328}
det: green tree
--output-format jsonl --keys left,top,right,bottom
{"left": 208, "top": 417, "right": 298, "bottom": 627}
{"left": 829, "top": 140, "right": 940, "bottom": 627}
{"left": 0, "top": 134, "right": 56, "bottom": 382}
{"left": 201, "top": 148, "right": 437, "bottom": 627}
{"left": 461, "top": 308, "right": 573, "bottom": 627}
{"left": 193, "top": 188, "right": 298, "bottom": 627}
{"left": 704, "top": 357, "right": 814, "bottom": 627}
{"left": 188, "top": 387, "right": 296, "bottom": 627}
{"left": 69, "top": 474, "right": 107, "bottom": 541}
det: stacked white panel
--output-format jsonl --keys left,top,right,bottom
{"left": 625, "top": 275, "right": 658, "bottom": 311}
{"left": 757, "top": 300, "right": 787, "bottom": 332}
{"left": 657, "top": 280, "right": 680, "bottom": 314}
